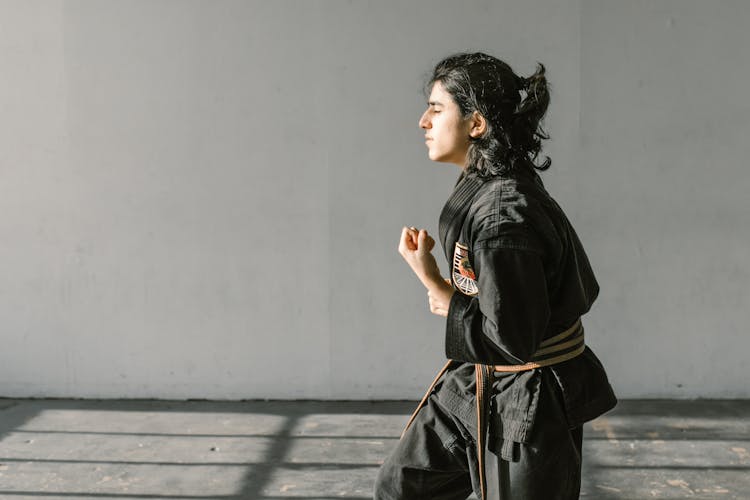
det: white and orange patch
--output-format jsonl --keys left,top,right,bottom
{"left": 452, "top": 242, "right": 479, "bottom": 296}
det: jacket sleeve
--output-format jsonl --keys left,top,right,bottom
{"left": 445, "top": 241, "right": 550, "bottom": 365}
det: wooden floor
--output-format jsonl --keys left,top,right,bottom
{"left": 0, "top": 399, "right": 748, "bottom": 499}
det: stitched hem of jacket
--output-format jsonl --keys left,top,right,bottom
{"left": 436, "top": 366, "right": 536, "bottom": 445}
{"left": 435, "top": 384, "right": 478, "bottom": 435}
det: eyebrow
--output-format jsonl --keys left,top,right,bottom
{"left": 428, "top": 100, "right": 443, "bottom": 107}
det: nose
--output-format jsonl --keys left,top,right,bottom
{"left": 419, "top": 110, "right": 430, "bottom": 129}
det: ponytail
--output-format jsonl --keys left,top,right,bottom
{"left": 512, "top": 63, "right": 551, "bottom": 171}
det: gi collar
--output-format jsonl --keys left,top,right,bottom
{"left": 438, "top": 171, "right": 485, "bottom": 262}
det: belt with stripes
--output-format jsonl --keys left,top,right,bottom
{"left": 401, "top": 318, "right": 585, "bottom": 500}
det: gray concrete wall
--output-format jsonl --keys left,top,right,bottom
{"left": 577, "top": 0, "right": 750, "bottom": 398}
{"left": 0, "top": 0, "right": 746, "bottom": 399}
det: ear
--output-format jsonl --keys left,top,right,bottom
{"left": 468, "top": 111, "right": 487, "bottom": 139}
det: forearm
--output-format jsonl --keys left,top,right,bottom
{"left": 423, "top": 271, "right": 455, "bottom": 315}
{"left": 415, "top": 267, "right": 443, "bottom": 290}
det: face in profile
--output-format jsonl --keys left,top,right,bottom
{"left": 418, "top": 81, "right": 473, "bottom": 167}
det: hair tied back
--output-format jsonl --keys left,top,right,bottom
{"left": 427, "top": 52, "right": 552, "bottom": 175}
{"left": 514, "top": 76, "right": 529, "bottom": 112}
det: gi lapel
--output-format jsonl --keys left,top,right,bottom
{"left": 438, "top": 171, "right": 484, "bottom": 263}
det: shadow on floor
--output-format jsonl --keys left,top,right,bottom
{"left": 0, "top": 399, "right": 747, "bottom": 499}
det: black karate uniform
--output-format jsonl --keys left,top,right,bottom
{"left": 374, "top": 168, "right": 617, "bottom": 500}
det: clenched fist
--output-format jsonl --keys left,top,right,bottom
{"left": 398, "top": 227, "right": 454, "bottom": 317}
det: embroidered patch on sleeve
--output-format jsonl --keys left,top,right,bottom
{"left": 452, "top": 242, "right": 479, "bottom": 296}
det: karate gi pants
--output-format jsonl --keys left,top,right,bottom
{"left": 373, "top": 382, "right": 583, "bottom": 500}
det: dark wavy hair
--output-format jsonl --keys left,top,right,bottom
{"left": 426, "top": 52, "right": 551, "bottom": 176}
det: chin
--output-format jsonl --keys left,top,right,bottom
{"left": 428, "top": 151, "right": 446, "bottom": 162}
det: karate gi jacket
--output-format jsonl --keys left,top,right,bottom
{"left": 433, "top": 167, "right": 617, "bottom": 457}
